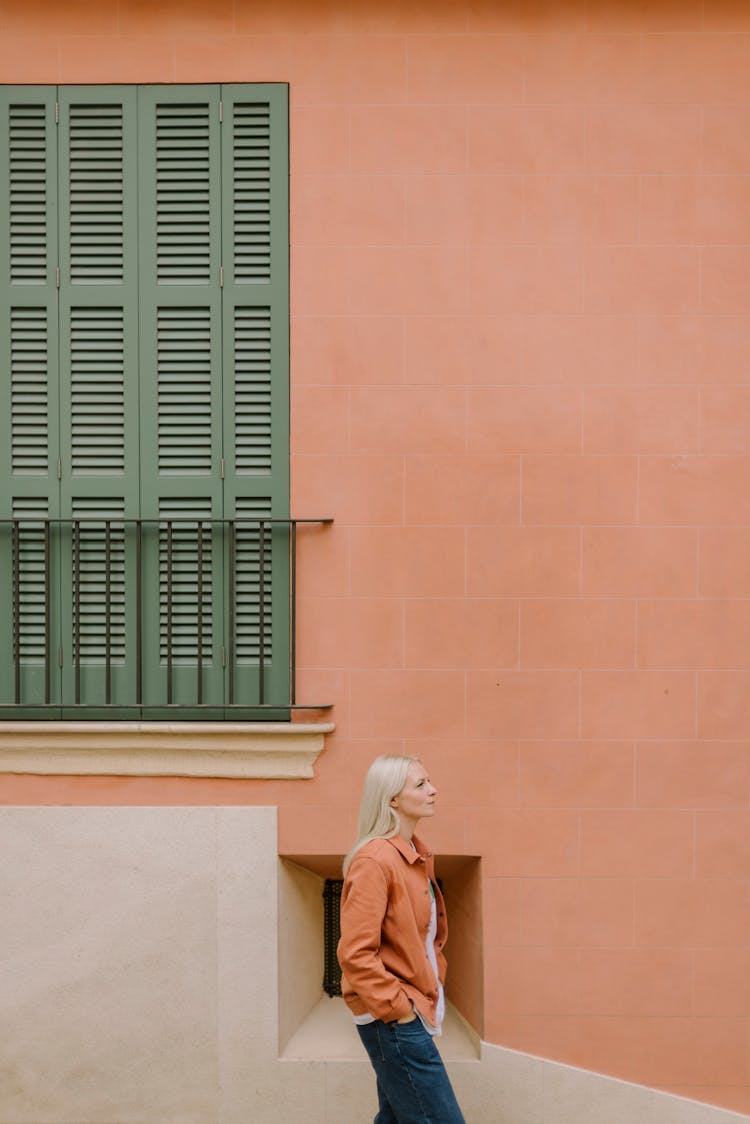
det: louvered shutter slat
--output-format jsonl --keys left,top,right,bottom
{"left": 234, "top": 308, "right": 272, "bottom": 474}
{"left": 156, "top": 307, "right": 213, "bottom": 474}
{"left": 67, "top": 103, "right": 125, "bottom": 286}
{"left": 155, "top": 103, "right": 212, "bottom": 285}
{"left": 232, "top": 103, "right": 272, "bottom": 284}
{"left": 69, "top": 308, "right": 125, "bottom": 474}
{"left": 11, "top": 308, "right": 49, "bottom": 474}
{"left": 11, "top": 498, "right": 50, "bottom": 663}
{"left": 9, "top": 104, "right": 50, "bottom": 285}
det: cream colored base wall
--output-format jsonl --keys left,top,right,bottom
{"left": 0, "top": 807, "right": 746, "bottom": 1124}
{"left": 450, "top": 1045, "right": 750, "bottom": 1124}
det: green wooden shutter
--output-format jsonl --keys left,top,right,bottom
{"left": 0, "top": 87, "right": 61, "bottom": 706}
{"left": 56, "top": 87, "right": 140, "bottom": 709}
{"left": 0, "top": 82, "right": 289, "bottom": 716}
{"left": 137, "top": 86, "right": 225, "bottom": 711}
{"left": 221, "top": 84, "right": 289, "bottom": 710}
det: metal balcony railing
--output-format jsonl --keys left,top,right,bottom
{"left": 0, "top": 517, "right": 332, "bottom": 718}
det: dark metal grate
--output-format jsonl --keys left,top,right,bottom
{"left": 323, "top": 878, "right": 343, "bottom": 997}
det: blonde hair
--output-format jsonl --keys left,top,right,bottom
{"left": 342, "top": 755, "right": 420, "bottom": 877}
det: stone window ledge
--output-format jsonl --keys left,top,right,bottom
{"left": 0, "top": 722, "right": 334, "bottom": 779}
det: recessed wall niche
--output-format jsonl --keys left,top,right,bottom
{"left": 278, "top": 854, "right": 482, "bottom": 1061}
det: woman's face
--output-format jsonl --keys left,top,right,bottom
{"left": 392, "top": 761, "right": 438, "bottom": 824}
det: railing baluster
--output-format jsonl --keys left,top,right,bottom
{"left": 74, "top": 520, "right": 81, "bottom": 705}
{"left": 136, "top": 521, "right": 143, "bottom": 707}
{"left": 228, "top": 520, "right": 235, "bottom": 706}
{"left": 104, "top": 521, "right": 112, "bottom": 705}
{"left": 196, "top": 520, "right": 203, "bottom": 706}
{"left": 166, "top": 520, "right": 173, "bottom": 706}
{"left": 291, "top": 520, "right": 297, "bottom": 707}
{"left": 44, "top": 520, "right": 51, "bottom": 705}
{"left": 12, "top": 520, "right": 20, "bottom": 705}
{"left": 258, "top": 519, "right": 265, "bottom": 707}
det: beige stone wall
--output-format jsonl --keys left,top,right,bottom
{"left": 1, "top": 807, "right": 746, "bottom": 1123}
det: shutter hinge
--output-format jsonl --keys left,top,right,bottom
{"left": 219, "top": 100, "right": 223, "bottom": 123}
{"left": 220, "top": 264, "right": 224, "bottom": 288}
{"left": 55, "top": 266, "right": 60, "bottom": 288}
{"left": 220, "top": 457, "right": 225, "bottom": 480}
{"left": 58, "top": 645, "right": 63, "bottom": 669}
{"left": 57, "top": 457, "right": 62, "bottom": 480}
{"left": 55, "top": 101, "right": 59, "bottom": 125}
{"left": 221, "top": 645, "right": 226, "bottom": 669}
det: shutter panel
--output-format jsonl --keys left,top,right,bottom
{"left": 221, "top": 85, "right": 289, "bottom": 710}
{"left": 138, "top": 86, "right": 224, "bottom": 710}
{"left": 0, "top": 88, "right": 60, "bottom": 706}
{"left": 57, "top": 87, "right": 140, "bottom": 708}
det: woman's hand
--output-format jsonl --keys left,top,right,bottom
{"left": 396, "top": 1011, "right": 417, "bottom": 1024}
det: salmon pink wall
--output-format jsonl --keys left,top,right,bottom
{"left": 2, "top": 0, "right": 750, "bottom": 1113}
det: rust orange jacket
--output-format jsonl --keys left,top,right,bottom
{"left": 337, "top": 834, "right": 448, "bottom": 1025}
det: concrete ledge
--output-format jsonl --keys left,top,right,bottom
{"left": 0, "top": 721, "right": 334, "bottom": 778}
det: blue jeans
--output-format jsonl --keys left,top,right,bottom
{"left": 356, "top": 1019, "right": 465, "bottom": 1124}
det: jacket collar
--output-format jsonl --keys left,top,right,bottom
{"left": 387, "top": 833, "right": 432, "bottom": 865}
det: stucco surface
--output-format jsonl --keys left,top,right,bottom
{"left": 2, "top": 0, "right": 750, "bottom": 1113}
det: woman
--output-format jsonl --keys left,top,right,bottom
{"left": 337, "top": 755, "right": 466, "bottom": 1124}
